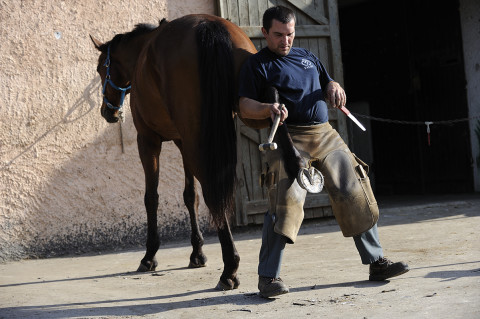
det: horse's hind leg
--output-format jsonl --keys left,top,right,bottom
{"left": 215, "top": 216, "right": 240, "bottom": 290}
{"left": 182, "top": 166, "right": 207, "bottom": 268}
{"left": 136, "top": 134, "right": 161, "bottom": 272}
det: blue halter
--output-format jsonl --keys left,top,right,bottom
{"left": 102, "top": 44, "right": 131, "bottom": 111}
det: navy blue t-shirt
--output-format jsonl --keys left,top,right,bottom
{"left": 239, "top": 47, "right": 333, "bottom": 124}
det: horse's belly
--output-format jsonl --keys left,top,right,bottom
{"left": 132, "top": 106, "right": 181, "bottom": 141}
{"left": 147, "top": 117, "right": 180, "bottom": 141}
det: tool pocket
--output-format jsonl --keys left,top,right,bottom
{"left": 260, "top": 163, "right": 277, "bottom": 189}
{"left": 352, "top": 153, "right": 369, "bottom": 175}
{"left": 352, "top": 153, "right": 376, "bottom": 206}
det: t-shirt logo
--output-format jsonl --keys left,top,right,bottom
{"left": 301, "top": 58, "right": 314, "bottom": 70}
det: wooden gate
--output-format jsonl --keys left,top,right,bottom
{"left": 217, "top": 0, "right": 348, "bottom": 225}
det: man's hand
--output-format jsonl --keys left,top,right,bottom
{"left": 238, "top": 97, "right": 288, "bottom": 124}
{"left": 326, "top": 81, "right": 346, "bottom": 109}
{"left": 270, "top": 103, "right": 288, "bottom": 124}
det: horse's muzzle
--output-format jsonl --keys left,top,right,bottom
{"left": 101, "top": 105, "right": 120, "bottom": 123}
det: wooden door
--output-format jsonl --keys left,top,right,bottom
{"left": 217, "top": 0, "right": 347, "bottom": 225}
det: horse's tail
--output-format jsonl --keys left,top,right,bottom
{"left": 196, "top": 20, "right": 237, "bottom": 227}
{"left": 262, "top": 87, "right": 306, "bottom": 180}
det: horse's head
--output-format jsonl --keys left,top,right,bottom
{"left": 90, "top": 35, "right": 131, "bottom": 123}
{"left": 90, "top": 21, "right": 169, "bottom": 124}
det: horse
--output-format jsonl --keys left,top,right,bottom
{"left": 91, "top": 18, "right": 218, "bottom": 270}
{"left": 91, "top": 14, "right": 269, "bottom": 290}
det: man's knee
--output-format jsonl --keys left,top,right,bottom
{"left": 322, "top": 150, "right": 379, "bottom": 237}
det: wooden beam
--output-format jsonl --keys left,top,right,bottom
{"left": 287, "top": 0, "right": 330, "bottom": 25}
{"left": 242, "top": 25, "right": 330, "bottom": 38}
{"left": 240, "top": 125, "right": 260, "bottom": 143}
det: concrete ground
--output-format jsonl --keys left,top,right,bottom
{"left": 0, "top": 193, "right": 479, "bottom": 318}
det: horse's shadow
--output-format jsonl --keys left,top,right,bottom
{"left": 1, "top": 279, "right": 270, "bottom": 318}
{"left": 0, "top": 276, "right": 389, "bottom": 318}
{"left": 0, "top": 269, "right": 148, "bottom": 288}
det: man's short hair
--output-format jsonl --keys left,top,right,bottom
{"left": 262, "top": 6, "right": 296, "bottom": 32}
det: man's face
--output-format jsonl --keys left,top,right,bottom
{"left": 262, "top": 18, "right": 295, "bottom": 56}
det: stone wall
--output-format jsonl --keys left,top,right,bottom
{"left": 0, "top": 0, "right": 215, "bottom": 261}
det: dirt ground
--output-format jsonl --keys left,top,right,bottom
{"left": 1, "top": 194, "right": 479, "bottom": 318}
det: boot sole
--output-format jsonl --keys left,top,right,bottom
{"left": 369, "top": 267, "right": 410, "bottom": 281}
{"left": 259, "top": 287, "right": 289, "bottom": 298}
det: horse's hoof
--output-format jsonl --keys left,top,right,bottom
{"left": 215, "top": 280, "right": 233, "bottom": 291}
{"left": 137, "top": 263, "right": 150, "bottom": 272}
{"left": 137, "top": 260, "right": 157, "bottom": 272}
{"left": 215, "top": 277, "right": 240, "bottom": 291}
{"left": 188, "top": 254, "right": 207, "bottom": 268}
{"left": 188, "top": 261, "right": 207, "bottom": 268}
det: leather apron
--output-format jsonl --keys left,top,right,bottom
{"left": 262, "top": 122, "right": 379, "bottom": 243}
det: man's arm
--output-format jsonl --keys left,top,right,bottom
{"left": 239, "top": 96, "right": 288, "bottom": 123}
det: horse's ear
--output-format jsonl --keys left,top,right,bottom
{"left": 89, "top": 34, "right": 103, "bottom": 51}
{"left": 159, "top": 18, "right": 169, "bottom": 26}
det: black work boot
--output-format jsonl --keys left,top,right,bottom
{"left": 369, "top": 257, "right": 410, "bottom": 281}
{"left": 258, "top": 276, "right": 289, "bottom": 298}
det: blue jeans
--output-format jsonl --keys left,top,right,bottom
{"left": 258, "top": 212, "right": 383, "bottom": 278}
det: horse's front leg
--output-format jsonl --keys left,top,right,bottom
{"left": 215, "top": 215, "right": 240, "bottom": 290}
{"left": 183, "top": 168, "right": 208, "bottom": 268}
{"left": 136, "top": 134, "right": 162, "bottom": 272}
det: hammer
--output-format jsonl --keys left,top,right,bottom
{"left": 259, "top": 110, "right": 282, "bottom": 151}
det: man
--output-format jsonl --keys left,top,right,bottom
{"left": 238, "top": 6, "right": 409, "bottom": 298}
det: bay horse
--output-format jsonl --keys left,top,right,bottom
{"left": 91, "top": 14, "right": 269, "bottom": 290}
{"left": 92, "top": 19, "right": 219, "bottom": 270}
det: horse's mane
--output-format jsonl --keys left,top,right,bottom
{"left": 99, "top": 22, "right": 162, "bottom": 52}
